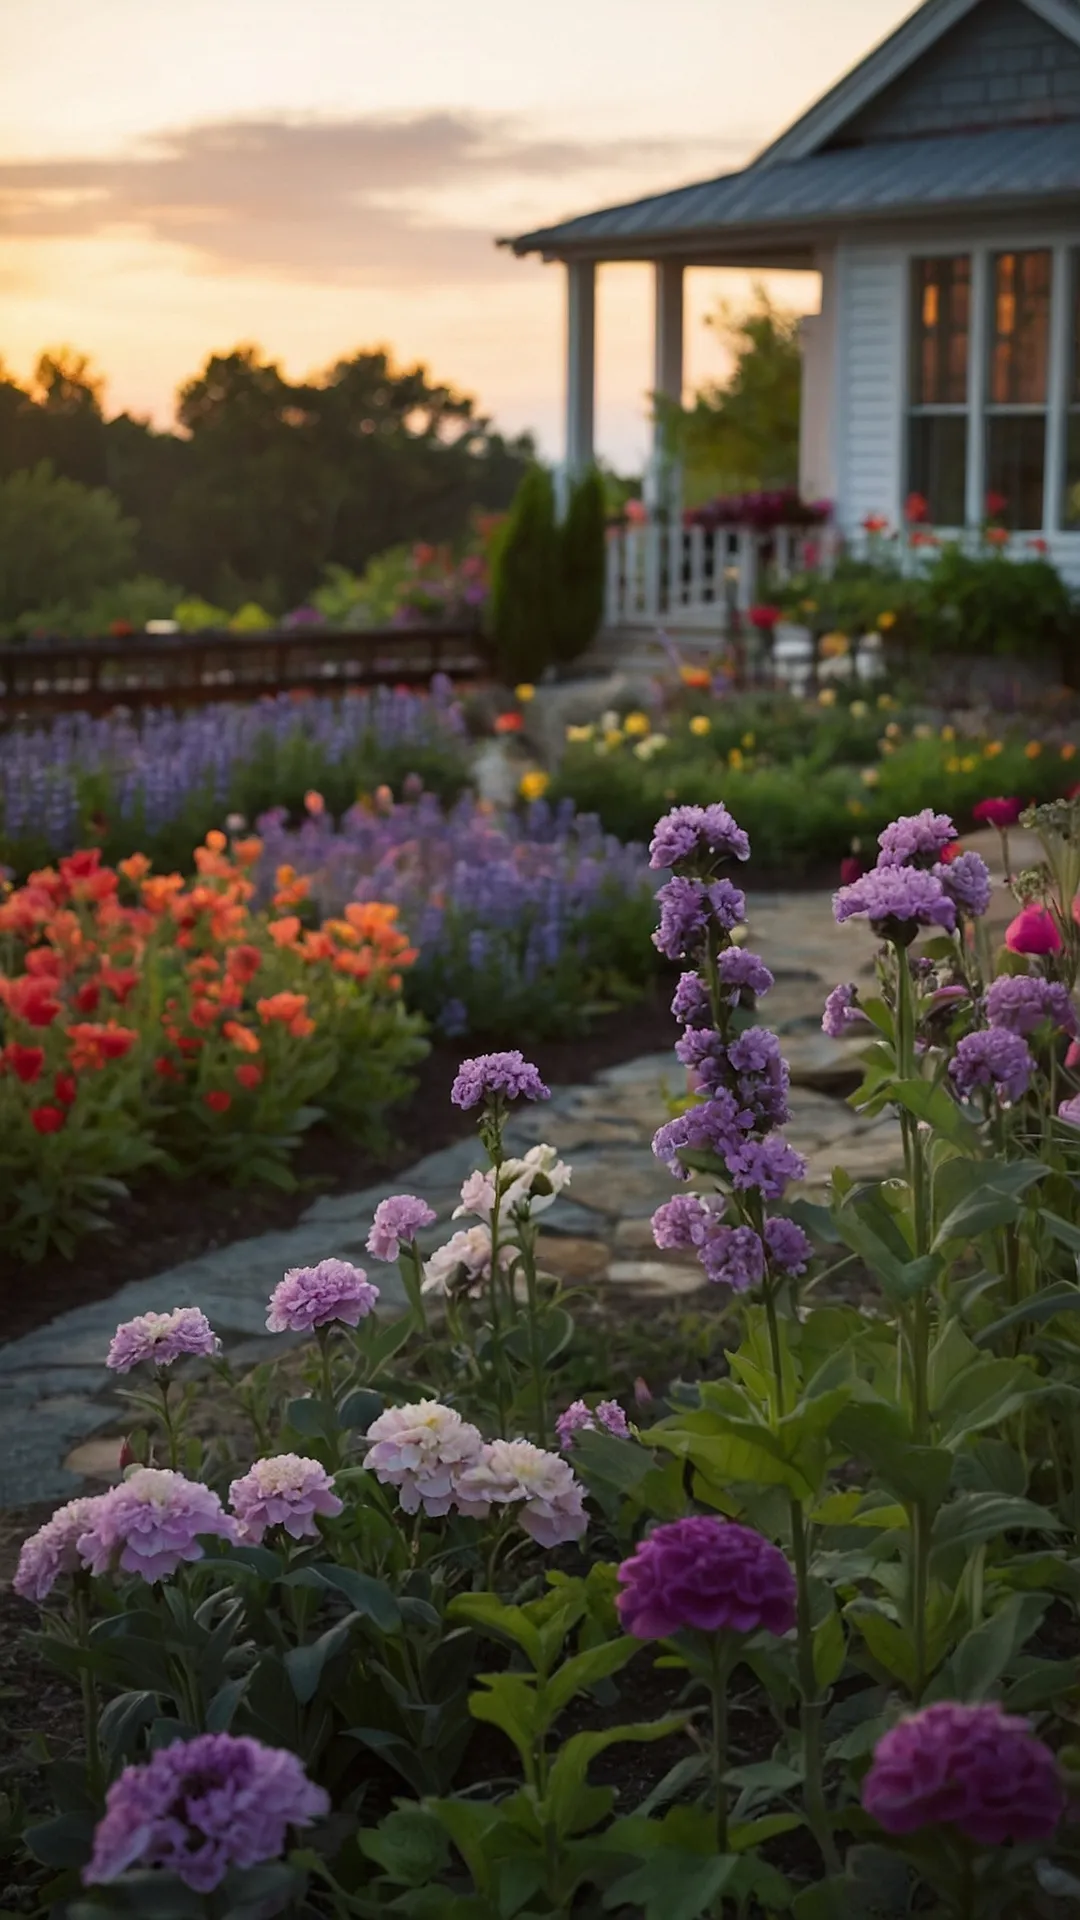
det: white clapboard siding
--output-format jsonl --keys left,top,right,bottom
{"left": 838, "top": 245, "right": 905, "bottom": 535}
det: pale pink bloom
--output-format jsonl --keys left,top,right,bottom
{"left": 364, "top": 1400, "right": 485, "bottom": 1515}
{"left": 228, "top": 1454, "right": 343, "bottom": 1543}
{"left": 454, "top": 1146, "right": 571, "bottom": 1224}
{"left": 76, "top": 1469, "right": 237, "bottom": 1583}
{"left": 455, "top": 1438, "right": 588, "bottom": 1547}
{"left": 13, "top": 1496, "right": 110, "bottom": 1603}
{"left": 422, "top": 1224, "right": 512, "bottom": 1297}
{"left": 106, "top": 1308, "right": 220, "bottom": 1373}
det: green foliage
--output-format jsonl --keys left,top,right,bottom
{"left": 655, "top": 290, "right": 802, "bottom": 506}
{"left": 0, "top": 460, "right": 136, "bottom": 628}
{"left": 9, "top": 573, "right": 182, "bottom": 641}
{"left": 555, "top": 468, "right": 607, "bottom": 666}
{"left": 488, "top": 464, "right": 558, "bottom": 683}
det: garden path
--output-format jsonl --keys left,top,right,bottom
{"left": 0, "top": 832, "right": 1022, "bottom": 1510}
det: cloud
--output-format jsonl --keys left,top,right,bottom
{"left": 0, "top": 113, "right": 732, "bottom": 286}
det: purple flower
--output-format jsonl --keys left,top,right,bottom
{"left": 935, "top": 851, "right": 992, "bottom": 918}
{"left": 652, "top": 1193, "right": 726, "bottom": 1249}
{"left": 266, "top": 1258, "right": 379, "bottom": 1333}
{"left": 949, "top": 1028, "right": 1035, "bottom": 1106}
{"left": 834, "top": 866, "right": 957, "bottom": 938}
{"left": 716, "top": 948, "right": 774, "bottom": 1001}
{"left": 725, "top": 1133, "right": 806, "bottom": 1198}
{"left": 861, "top": 1701, "right": 1064, "bottom": 1845}
{"left": 617, "top": 1516, "right": 796, "bottom": 1640}
{"left": 675, "top": 1025, "right": 726, "bottom": 1082}
{"left": 83, "top": 1732, "right": 329, "bottom": 1891}
{"left": 653, "top": 1091, "right": 753, "bottom": 1176}
{"left": 727, "top": 1030, "right": 791, "bottom": 1128}
{"left": 366, "top": 1194, "right": 438, "bottom": 1261}
{"left": 13, "top": 1495, "right": 110, "bottom": 1603}
{"left": 450, "top": 1050, "right": 550, "bottom": 1109}
{"left": 822, "top": 982, "right": 864, "bottom": 1039}
{"left": 653, "top": 877, "right": 746, "bottom": 961}
{"left": 649, "top": 803, "right": 750, "bottom": 872}
{"left": 985, "top": 974, "right": 1077, "bottom": 1039}
{"left": 106, "top": 1308, "right": 220, "bottom": 1374}
{"left": 671, "top": 972, "right": 712, "bottom": 1026}
{"left": 555, "top": 1398, "right": 631, "bottom": 1449}
{"left": 876, "top": 810, "right": 956, "bottom": 868}
{"left": 764, "top": 1216, "right": 813, "bottom": 1275}
{"left": 76, "top": 1469, "right": 236, "bottom": 1583}
{"left": 228, "top": 1454, "right": 343, "bottom": 1544}
{"left": 1058, "top": 1095, "right": 1080, "bottom": 1126}
{"left": 700, "top": 1224, "right": 766, "bottom": 1291}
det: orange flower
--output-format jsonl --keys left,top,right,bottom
{"left": 204, "top": 1089, "right": 232, "bottom": 1113}
{"left": 288, "top": 1013, "right": 316, "bottom": 1038}
{"left": 186, "top": 955, "right": 221, "bottom": 979}
{"left": 494, "top": 712, "right": 523, "bottom": 734}
{"left": 235, "top": 1063, "right": 263, "bottom": 1091}
{"left": 118, "top": 853, "right": 152, "bottom": 883}
{"left": 223, "top": 1020, "right": 261, "bottom": 1054}
{"left": 232, "top": 836, "right": 264, "bottom": 867}
{"left": 1062, "top": 743, "right": 1077, "bottom": 761}
{"left": 333, "top": 949, "right": 372, "bottom": 979}
{"left": 298, "top": 931, "right": 335, "bottom": 962}
{"left": 24, "top": 947, "right": 62, "bottom": 978}
{"left": 985, "top": 525, "right": 1010, "bottom": 549}
{"left": 1025, "top": 741, "right": 1043, "bottom": 759}
{"left": 67, "top": 1021, "right": 138, "bottom": 1070}
{"left": 141, "top": 874, "right": 185, "bottom": 914}
{"left": 678, "top": 666, "right": 712, "bottom": 690}
{"left": 267, "top": 915, "right": 302, "bottom": 947}
{"left": 273, "top": 876, "right": 312, "bottom": 910}
{"left": 205, "top": 829, "right": 227, "bottom": 853}
{"left": 256, "top": 991, "right": 309, "bottom": 1026}
{"left": 304, "top": 790, "right": 326, "bottom": 816}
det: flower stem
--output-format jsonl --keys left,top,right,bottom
{"left": 158, "top": 1374, "right": 180, "bottom": 1470}
{"left": 789, "top": 1503, "right": 842, "bottom": 1879}
{"left": 894, "top": 940, "right": 933, "bottom": 1700}
{"left": 708, "top": 1636, "right": 731, "bottom": 1855}
{"left": 74, "top": 1578, "right": 103, "bottom": 1801}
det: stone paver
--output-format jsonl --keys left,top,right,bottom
{"left": 0, "top": 886, "right": 905, "bottom": 1509}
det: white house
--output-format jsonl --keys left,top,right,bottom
{"left": 503, "top": 0, "right": 1080, "bottom": 619}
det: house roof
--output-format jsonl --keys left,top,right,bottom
{"left": 503, "top": 120, "right": 1080, "bottom": 261}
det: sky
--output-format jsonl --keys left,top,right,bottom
{"left": 0, "top": 0, "right": 919, "bottom": 469}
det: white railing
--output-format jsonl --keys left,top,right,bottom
{"left": 604, "top": 521, "right": 822, "bottom": 629}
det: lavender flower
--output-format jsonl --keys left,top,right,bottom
{"left": 454, "top": 1438, "right": 588, "bottom": 1547}
{"left": 834, "top": 866, "right": 957, "bottom": 938}
{"left": 1058, "top": 1095, "right": 1080, "bottom": 1126}
{"left": 822, "top": 982, "right": 863, "bottom": 1039}
{"left": 648, "top": 803, "right": 750, "bottom": 873}
{"left": 949, "top": 1028, "right": 1035, "bottom": 1106}
{"left": 725, "top": 1134, "right": 807, "bottom": 1199}
{"left": 652, "top": 1091, "right": 754, "bottom": 1176}
{"left": 13, "top": 1495, "right": 110, "bottom": 1603}
{"left": 671, "top": 972, "right": 712, "bottom": 1026}
{"left": 716, "top": 948, "right": 774, "bottom": 1001}
{"left": 652, "top": 1193, "right": 727, "bottom": 1249}
{"left": 450, "top": 1050, "right": 550, "bottom": 1109}
{"left": 364, "top": 1400, "right": 485, "bottom": 1515}
{"left": 83, "top": 1732, "right": 329, "bottom": 1891}
{"left": 764, "top": 1216, "right": 813, "bottom": 1276}
{"left": 861, "top": 1701, "right": 1064, "bottom": 1845}
{"left": 366, "top": 1195, "right": 437, "bottom": 1261}
{"left": 555, "top": 1399, "right": 631, "bottom": 1450}
{"left": 617, "top": 1516, "right": 796, "bottom": 1639}
{"left": 985, "top": 974, "right": 1078, "bottom": 1038}
{"left": 76, "top": 1469, "right": 236, "bottom": 1582}
{"left": 876, "top": 809, "right": 956, "bottom": 868}
{"left": 266, "top": 1259, "right": 379, "bottom": 1333}
{"left": 106, "top": 1308, "right": 220, "bottom": 1374}
{"left": 700, "top": 1224, "right": 766, "bottom": 1291}
{"left": 228, "top": 1454, "right": 343, "bottom": 1544}
{"left": 935, "top": 850, "right": 992, "bottom": 918}
{"left": 653, "top": 877, "right": 746, "bottom": 961}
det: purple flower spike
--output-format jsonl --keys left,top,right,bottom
{"left": 862, "top": 1701, "right": 1063, "bottom": 1845}
{"left": 671, "top": 972, "right": 712, "bottom": 1026}
{"left": 266, "top": 1259, "right": 379, "bottom": 1333}
{"left": 652, "top": 1193, "right": 726, "bottom": 1249}
{"left": 834, "top": 866, "right": 957, "bottom": 938}
{"left": 450, "top": 1051, "right": 550, "bottom": 1109}
{"left": 106, "top": 1308, "right": 220, "bottom": 1374}
{"left": 764, "top": 1215, "right": 813, "bottom": 1275}
{"left": 649, "top": 803, "right": 750, "bottom": 873}
{"left": 83, "top": 1732, "right": 329, "bottom": 1891}
{"left": 949, "top": 1028, "right": 1034, "bottom": 1106}
{"left": 716, "top": 948, "right": 774, "bottom": 1001}
{"left": 653, "top": 877, "right": 746, "bottom": 961}
{"left": 617, "top": 1516, "right": 796, "bottom": 1640}
{"left": 725, "top": 1133, "right": 806, "bottom": 1199}
{"left": 700, "top": 1224, "right": 766, "bottom": 1291}
{"left": 555, "top": 1399, "right": 630, "bottom": 1450}
{"left": 822, "top": 982, "right": 863, "bottom": 1039}
{"left": 366, "top": 1194, "right": 438, "bottom": 1261}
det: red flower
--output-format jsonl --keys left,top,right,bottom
{"left": 204, "top": 1089, "right": 232, "bottom": 1113}
{"left": 748, "top": 605, "right": 782, "bottom": 630}
{"left": 226, "top": 942, "right": 263, "bottom": 983}
{"left": 99, "top": 966, "right": 140, "bottom": 1004}
{"left": 973, "top": 796, "right": 1023, "bottom": 828}
{"left": 986, "top": 490, "right": 1009, "bottom": 518}
{"left": 235, "top": 1063, "right": 263, "bottom": 1091}
{"left": 30, "top": 1104, "right": 66, "bottom": 1134}
{"left": 2, "top": 1042, "right": 45, "bottom": 1084}
{"left": 1028, "top": 537, "right": 1049, "bottom": 555}
{"left": 985, "top": 526, "right": 1010, "bottom": 548}
{"left": 54, "top": 1072, "right": 78, "bottom": 1106}
{"left": 58, "top": 849, "right": 103, "bottom": 886}
{"left": 2, "top": 977, "right": 60, "bottom": 1027}
{"left": 904, "top": 492, "right": 929, "bottom": 524}
{"left": 839, "top": 856, "right": 864, "bottom": 886}
{"left": 154, "top": 1055, "right": 182, "bottom": 1080}
{"left": 861, "top": 514, "right": 890, "bottom": 535}
{"left": 24, "top": 947, "right": 61, "bottom": 978}
{"left": 75, "top": 980, "right": 102, "bottom": 1014}
{"left": 494, "top": 712, "right": 524, "bottom": 734}
{"left": 67, "top": 1021, "right": 138, "bottom": 1069}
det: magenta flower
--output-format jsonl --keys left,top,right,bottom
{"left": 228, "top": 1454, "right": 343, "bottom": 1544}
{"left": 985, "top": 974, "right": 1077, "bottom": 1038}
{"left": 83, "top": 1732, "right": 329, "bottom": 1892}
{"left": 949, "top": 1028, "right": 1034, "bottom": 1106}
{"left": 649, "top": 803, "right": 750, "bottom": 873}
{"left": 555, "top": 1399, "right": 631, "bottom": 1450}
{"left": 77, "top": 1468, "right": 236, "bottom": 1583}
{"left": 861, "top": 1701, "right": 1064, "bottom": 1845}
{"left": 266, "top": 1258, "right": 379, "bottom": 1333}
{"left": 106, "top": 1307, "right": 220, "bottom": 1373}
{"left": 1005, "top": 905, "right": 1062, "bottom": 956}
{"left": 617, "top": 1516, "right": 796, "bottom": 1640}
{"left": 973, "top": 796, "right": 1023, "bottom": 829}
{"left": 13, "top": 1495, "right": 110, "bottom": 1603}
{"left": 366, "top": 1194, "right": 437, "bottom": 1261}
{"left": 450, "top": 1050, "right": 550, "bottom": 1109}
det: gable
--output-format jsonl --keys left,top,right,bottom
{"left": 830, "top": 0, "right": 1080, "bottom": 144}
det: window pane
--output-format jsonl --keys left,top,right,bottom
{"left": 990, "top": 251, "right": 1051, "bottom": 405}
{"left": 986, "top": 415, "right": 1047, "bottom": 529}
{"left": 1065, "top": 415, "right": 1080, "bottom": 530}
{"left": 910, "top": 256, "right": 970, "bottom": 405}
{"left": 908, "top": 414, "right": 967, "bottom": 525}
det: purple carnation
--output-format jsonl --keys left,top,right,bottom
{"left": 861, "top": 1701, "right": 1064, "bottom": 1845}
{"left": 106, "top": 1307, "right": 220, "bottom": 1374}
{"left": 652, "top": 1193, "right": 726, "bottom": 1249}
{"left": 653, "top": 1091, "right": 753, "bottom": 1176}
{"left": 555, "top": 1398, "right": 631, "bottom": 1449}
{"left": 1058, "top": 1095, "right": 1080, "bottom": 1126}
{"left": 700, "top": 1224, "right": 766, "bottom": 1291}
{"left": 450, "top": 1050, "right": 550, "bottom": 1109}
{"left": 985, "top": 974, "right": 1078, "bottom": 1039}
{"left": 949, "top": 1028, "right": 1035, "bottom": 1106}
{"left": 822, "top": 982, "right": 863, "bottom": 1039}
{"left": 716, "top": 948, "right": 774, "bottom": 1002}
{"left": 649, "top": 803, "right": 750, "bottom": 873}
{"left": 228, "top": 1454, "right": 343, "bottom": 1544}
{"left": 764, "top": 1215, "right": 813, "bottom": 1276}
{"left": 76, "top": 1469, "right": 236, "bottom": 1583}
{"left": 617, "top": 1516, "right": 796, "bottom": 1640}
{"left": 653, "top": 877, "right": 746, "bottom": 961}
{"left": 725, "top": 1133, "right": 807, "bottom": 1198}
{"left": 671, "top": 972, "right": 712, "bottom": 1026}
{"left": 13, "top": 1495, "right": 110, "bottom": 1603}
{"left": 876, "top": 809, "right": 956, "bottom": 868}
{"left": 366, "top": 1194, "right": 438, "bottom": 1261}
{"left": 834, "top": 866, "right": 957, "bottom": 938}
{"left": 266, "top": 1258, "right": 379, "bottom": 1333}
{"left": 83, "top": 1732, "right": 329, "bottom": 1892}
{"left": 935, "top": 851, "right": 992, "bottom": 918}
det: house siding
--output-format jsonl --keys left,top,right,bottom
{"left": 833, "top": 0, "right": 1080, "bottom": 143}
{"left": 837, "top": 247, "right": 905, "bottom": 532}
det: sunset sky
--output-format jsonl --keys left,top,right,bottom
{"left": 1, "top": 0, "right": 917, "bottom": 468}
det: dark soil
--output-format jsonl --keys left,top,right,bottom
{"left": 0, "top": 987, "right": 678, "bottom": 1350}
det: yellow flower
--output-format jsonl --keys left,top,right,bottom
{"left": 941, "top": 725, "right": 956, "bottom": 742}
{"left": 728, "top": 747, "right": 745, "bottom": 771}
{"left": 960, "top": 755, "right": 977, "bottom": 773}
{"left": 634, "top": 733, "right": 669, "bottom": 760}
{"left": 878, "top": 610, "right": 897, "bottom": 630}
{"left": 877, "top": 693, "right": 898, "bottom": 710}
{"left": 847, "top": 798, "right": 866, "bottom": 816}
{"left": 885, "top": 721, "right": 902, "bottom": 739}
{"left": 1025, "top": 740, "right": 1043, "bottom": 760}
{"left": 945, "top": 756, "right": 961, "bottom": 773}
{"left": 519, "top": 770, "right": 550, "bottom": 802}
{"left": 514, "top": 682, "right": 536, "bottom": 703}
{"left": 689, "top": 715, "right": 711, "bottom": 737}
{"left": 801, "top": 599, "right": 818, "bottom": 615}
{"left": 565, "top": 723, "right": 594, "bottom": 744}
{"left": 624, "top": 711, "right": 651, "bottom": 737}
{"left": 604, "top": 728, "right": 624, "bottom": 749}
{"left": 984, "top": 740, "right": 1003, "bottom": 757}
{"left": 818, "top": 688, "right": 837, "bottom": 707}
{"left": 1062, "top": 742, "right": 1077, "bottom": 761}
{"left": 860, "top": 767, "right": 880, "bottom": 788}
{"left": 821, "top": 632, "right": 850, "bottom": 658}
{"left": 913, "top": 723, "right": 933, "bottom": 740}
{"left": 850, "top": 700, "right": 869, "bottom": 719}
{"left": 741, "top": 731, "right": 756, "bottom": 750}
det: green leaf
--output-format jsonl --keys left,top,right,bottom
{"left": 24, "top": 1810, "right": 96, "bottom": 1869}
{"left": 975, "top": 1279, "right": 1080, "bottom": 1346}
{"left": 337, "top": 1386, "right": 384, "bottom": 1431}
{"left": 360, "top": 1807, "right": 451, "bottom": 1886}
{"left": 448, "top": 1593, "right": 543, "bottom": 1668}
{"left": 1039, "top": 1208, "right": 1080, "bottom": 1255}
{"left": 835, "top": 1403, "right": 952, "bottom": 1510}
{"left": 930, "top": 1493, "right": 1062, "bottom": 1560}
{"left": 930, "top": 1595, "right": 1048, "bottom": 1702}
{"left": 845, "top": 1605, "right": 917, "bottom": 1690}
{"left": 98, "top": 1688, "right": 158, "bottom": 1762}
{"left": 933, "top": 1159, "right": 1049, "bottom": 1247}
{"left": 602, "top": 1851, "right": 739, "bottom": 1920}
{"left": 570, "top": 1427, "right": 656, "bottom": 1493}
{"left": 545, "top": 1638, "right": 637, "bottom": 1716}
{"left": 469, "top": 1673, "right": 541, "bottom": 1768}
{"left": 545, "top": 1718, "right": 686, "bottom": 1840}
{"left": 283, "top": 1395, "right": 332, "bottom": 1438}
{"left": 892, "top": 1077, "right": 980, "bottom": 1149}
{"left": 311, "top": 1564, "right": 400, "bottom": 1633}
{"left": 284, "top": 1615, "right": 357, "bottom": 1704}
{"left": 813, "top": 1608, "right": 847, "bottom": 1692}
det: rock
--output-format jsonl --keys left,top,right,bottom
{"left": 604, "top": 1260, "right": 707, "bottom": 1298}
{"left": 535, "top": 1236, "right": 610, "bottom": 1282}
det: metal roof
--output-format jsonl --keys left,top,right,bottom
{"left": 504, "top": 121, "right": 1080, "bottom": 259}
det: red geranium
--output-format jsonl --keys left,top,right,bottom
{"left": 235, "top": 1063, "right": 263, "bottom": 1091}
{"left": 99, "top": 966, "right": 141, "bottom": 1003}
{"left": 2, "top": 976, "right": 60, "bottom": 1027}
{"left": 986, "top": 490, "right": 1008, "bottom": 518}
{"left": 2, "top": 1042, "right": 45, "bottom": 1084}
{"left": 54, "top": 1072, "right": 78, "bottom": 1106}
{"left": 75, "top": 980, "right": 102, "bottom": 1014}
{"left": 861, "top": 514, "right": 890, "bottom": 535}
{"left": 494, "top": 712, "right": 524, "bottom": 734}
{"left": 985, "top": 526, "right": 1010, "bottom": 548}
{"left": 31, "top": 1105, "right": 67, "bottom": 1134}
{"left": 204, "top": 1089, "right": 232, "bottom": 1113}
{"left": 748, "top": 605, "right": 782, "bottom": 630}
{"left": 904, "top": 492, "right": 929, "bottom": 524}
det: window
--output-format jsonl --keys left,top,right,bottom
{"left": 908, "top": 256, "right": 969, "bottom": 524}
{"left": 985, "top": 251, "right": 1051, "bottom": 529}
{"left": 1066, "top": 251, "right": 1080, "bottom": 531}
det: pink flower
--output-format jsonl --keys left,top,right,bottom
{"left": 1005, "top": 905, "right": 1061, "bottom": 955}
{"left": 366, "top": 1195, "right": 437, "bottom": 1261}
{"left": 13, "top": 1496, "right": 110, "bottom": 1602}
{"left": 266, "top": 1259, "right": 379, "bottom": 1332}
{"left": 555, "top": 1399, "right": 631, "bottom": 1450}
{"left": 76, "top": 1468, "right": 237, "bottom": 1582}
{"left": 228, "top": 1454, "right": 343, "bottom": 1543}
{"left": 364, "top": 1400, "right": 485, "bottom": 1515}
{"left": 973, "top": 796, "right": 1022, "bottom": 829}
{"left": 862, "top": 1701, "right": 1063, "bottom": 1845}
{"left": 454, "top": 1438, "right": 588, "bottom": 1547}
{"left": 106, "top": 1308, "right": 220, "bottom": 1373}
{"left": 617, "top": 1516, "right": 795, "bottom": 1640}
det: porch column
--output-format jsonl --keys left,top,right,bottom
{"left": 646, "top": 259, "right": 684, "bottom": 514}
{"left": 564, "top": 258, "right": 596, "bottom": 483}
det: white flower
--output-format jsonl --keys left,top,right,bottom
{"left": 453, "top": 1146, "right": 571, "bottom": 1225}
{"left": 455, "top": 1438, "right": 588, "bottom": 1547}
{"left": 455, "top": 1169, "right": 497, "bottom": 1221}
{"left": 422, "top": 1224, "right": 511, "bottom": 1297}
{"left": 364, "top": 1401, "right": 485, "bottom": 1515}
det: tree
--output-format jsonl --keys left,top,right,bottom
{"left": 655, "top": 289, "right": 802, "bottom": 507}
{"left": 0, "top": 462, "right": 136, "bottom": 629}
{"left": 489, "top": 466, "right": 558, "bottom": 683}
{"left": 555, "top": 470, "right": 607, "bottom": 666}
